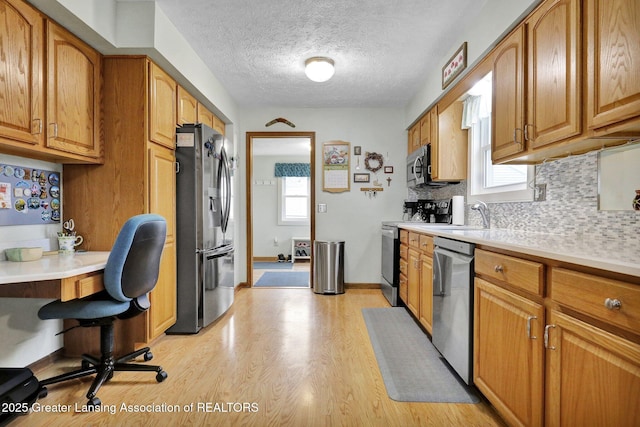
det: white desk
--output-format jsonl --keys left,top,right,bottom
{"left": 0, "top": 252, "right": 109, "bottom": 301}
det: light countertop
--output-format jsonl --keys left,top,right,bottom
{"left": 0, "top": 251, "right": 110, "bottom": 284}
{"left": 399, "top": 224, "right": 640, "bottom": 278}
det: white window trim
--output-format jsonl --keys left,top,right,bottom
{"left": 277, "top": 177, "right": 310, "bottom": 226}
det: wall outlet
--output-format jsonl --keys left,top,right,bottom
{"left": 534, "top": 184, "right": 547, "bottom": 202}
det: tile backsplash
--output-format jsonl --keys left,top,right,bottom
{"left": 411, "top": 151, "right": 639, "bottom": 239}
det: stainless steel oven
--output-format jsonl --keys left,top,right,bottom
{"left": 381, "top": 222, "right": 400, "bottom": 306}
{"left": 432, "top": 236, "right": 475, "bottom": 385}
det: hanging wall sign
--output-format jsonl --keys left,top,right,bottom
{"left": 322, "top": 141, "right": 350, "bottom": 193}
{"left": 0, "top": 163, "right": 61, "bottom": 226}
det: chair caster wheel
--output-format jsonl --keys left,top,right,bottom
{"left": 88, "top": 397, "right": 101, "bottom": 407}
{"left": 156, "top": 371, "right": 168, "bottom": 382}
{"left": 39, "top": 387, "right": 48, "bottom": 399}
{"left": 81, "top": 360, "right": 91, "bottom": 370}
{"left": 144, "top": 351, "right": 153, "bottom": 361}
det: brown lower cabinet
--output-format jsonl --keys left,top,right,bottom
{"left": 474, "top": 248, "right": 640, "bottom": 426}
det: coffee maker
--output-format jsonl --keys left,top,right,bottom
{"left": 402, "top": 201, "right": 419, "bottom": 221}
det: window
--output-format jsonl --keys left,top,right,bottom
{"left": 465, "top": 73, "right": 533, "bottom": 203}
{"left": 278, "top": 177, "right": 310, "bottom": 225}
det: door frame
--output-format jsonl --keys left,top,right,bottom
{"left": 246, "top": 131, "right": 316, "bottom": 287}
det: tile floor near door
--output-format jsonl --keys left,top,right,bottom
{"left": 19, "top": 288, "right": 504, "bottom": 427}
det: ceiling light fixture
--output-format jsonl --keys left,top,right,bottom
{"left": 304, "top": 57, "right": 335, "bottom": 82}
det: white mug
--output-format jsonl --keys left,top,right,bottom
{"left": 58, "top": 235, "right": 83, "bottom": 253}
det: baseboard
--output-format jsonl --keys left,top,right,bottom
{"left": 28, "top": 348, "right": 64, "bottom": 373}
{"left": 253, "top": 257, "right": 278, "bottom": 262}
{"left": 345, "top": 283, "right": 381, "bottom": 289}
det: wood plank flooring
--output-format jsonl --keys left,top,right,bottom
{"left": 16, "top": 288, "right": 505, "bottom": 426}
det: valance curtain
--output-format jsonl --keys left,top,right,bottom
{"left": 461, "top": 94, "right": 491, "bottom": 130}
{"left": 274, "top": 163, "right": 310, "bottom": 177}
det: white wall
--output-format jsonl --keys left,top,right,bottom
{"left": 252, "top": 155, "right": 309, "bottom": 258}
{"left": 0, "top": 154, "right": 64, "bottom": 367}
{"left": 239, "top": 108, "right": 408, "bottom": 285}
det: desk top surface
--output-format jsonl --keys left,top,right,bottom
{"left": 0, "top": 251, "right": 110, "bottom": 284}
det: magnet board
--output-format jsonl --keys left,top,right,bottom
{"left": 0, "top": 163, "right": 61, "bottom": 225}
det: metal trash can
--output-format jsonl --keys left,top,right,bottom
{"left": 313, "top": 240, "right": 345, "bottom": 294}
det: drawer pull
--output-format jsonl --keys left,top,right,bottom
{"left": 526, "top": 315, "right": 537, "bottom": 339}
{"left": 604, "top": 298, "right": 622, "bottom": 310}
{"left": 494, "top": 265, "right": 504, "bottom": 273}
{"left": 544, "top": 324, "right": 556, "bottom": 350}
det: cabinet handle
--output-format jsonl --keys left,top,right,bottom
{"left": 175, "top": 161, "right": 180, "bottom": 174}
{"left": 513, "top": 128, "right": 522, "bottom": 144}
{"left": 33, "top": 119, "right": 42, "bottom": 135}
{"left": 544, "top": 324, "right": 556, "bottom": 350}
{"left": 494, "top": 265, "right": 504, "bottom": 273}
{"left": 604, "top": 298, "right": 622, "bottom": 310}
{"left": 524, "top": 123, "right": 533, "bottom": 141}
{"left": 49, "top": 123, "right": 58, "bottom": 138}
{"left": 526, "top": 315, "right": 537, "bottom": 339}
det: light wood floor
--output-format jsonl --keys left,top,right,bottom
{"left": 17, "top": 288, "right": 504, "bottom": 426}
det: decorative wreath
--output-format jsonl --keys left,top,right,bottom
{"left": 364, "top": 152, "right": 384, "bottom": 173}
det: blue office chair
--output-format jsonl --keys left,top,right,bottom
{"left": 38, "top": 214, "right": 168, "bottom": 406}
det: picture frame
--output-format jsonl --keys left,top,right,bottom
{"left": 354, "top": 146, "right": 362, "bottom": 156}
{"left": 384, "top": 166, "right": 394, "bottom": 174}
{"left": 442, "top": 42, "right": 467, "bottom": 89}
{"left": 353, "top": 173, "right": 370, "bottom": 183}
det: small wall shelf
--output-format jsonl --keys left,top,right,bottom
{"left": 291, "top": 237, "right": 311, "bottom": 263}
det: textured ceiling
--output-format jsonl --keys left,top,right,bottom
{"left": 149, "top": 0, "right": 483, "bottom": 108}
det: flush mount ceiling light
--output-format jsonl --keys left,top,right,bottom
{"left": 304, "top": 57, "right": 335, "bottom": 82}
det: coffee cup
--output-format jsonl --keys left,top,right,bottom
{"left": 58, "top": 235, "right": 83, "bottom": 253}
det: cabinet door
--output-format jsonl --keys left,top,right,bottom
{"left": 586, "top": 0, "right": 640, "bottom": 129}
{"left": 148, "top": 143, "right": 177, "bottom": 338}
{"left": 407, "top": 248, "right": 420, "bottom": 317}
{"left": 526, "top": 0, "right": 581, "bottom": 148}
{"left": 149, "top": 62, "right": 176, "bottom": 149}
{"left": 419, "top": 113, "right": 431, "bottom": 146}
{"left": 0, "top": 0, "right": 44, "bottom": 146}
{"left": 177, "top": 85, "right": 197, "bottom": 126}
{"left": 474, "top": 278, "right": 545, "bottom": 427}
{"left": 419, "top": 254, "right": 433, "bottom": 334}
{"left": 212, "top": 113, "right": 225, "bottom": 136}
{"left": 492, "top": 25, "right": 526, "bottom": 162}
{"left": 197, "top": 102, "right": 214, "bottom": 128}
{"left": 46, "top": 21, "right": 101, "bottom": 159}
{"left": 545, "top": 310, "right": 640, "bottom": 426}
{"left": 435, "top": 101, "right": 467, "bottom": 181}
{"left": 408, "top": 122, "right": 420, "bottom": 154}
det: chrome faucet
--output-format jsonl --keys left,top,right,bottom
{"left": 471, "top": 201, "right": 490, "bottom": 229}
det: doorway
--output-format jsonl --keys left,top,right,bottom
{"left": 246, "top": 132, "right": 316, "bottom": 288}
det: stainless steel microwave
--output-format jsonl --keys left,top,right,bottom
{"left": 406, "top": 145, "right": 447, "bottom": 188}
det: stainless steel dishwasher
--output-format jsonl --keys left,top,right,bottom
{"left": 432, "top": 236, "right": 475, "bottom": 385}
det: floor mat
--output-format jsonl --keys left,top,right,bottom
{"left": 362, "top": 307, "right": 480, "bottom": 403}
{"left": 254, "top": 271, "right": 309, "bottom": 287}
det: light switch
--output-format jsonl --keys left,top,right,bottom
{"left": 318, "top": 203, "right": 327, "bottom": 213}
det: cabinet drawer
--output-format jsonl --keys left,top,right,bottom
{"left": 76, "top": 274, "right": 105, "bottom": 298}
{"left": 419, "top": 234, "right": 433, "bottom": 256}
{"left": 408, "top": 232, "right": 420, "bottom": 249}
{"left": 399, "top": 258, "right": 408, "bottom": 277}
{"left": 475, "top": 249, "right": 544, "bottom": 296}
{"left": 551, "top": 268, "right": 640, "bottom": 334}
{"left": 400, "top": 229, "right": 409, "bottom": 245}
{"left": 400, "top": 244, "right": 408, "bottom": 260}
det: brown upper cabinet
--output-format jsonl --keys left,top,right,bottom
{"left": 149, "top": 62, "right": 177, "bottom": 149}
{"left": 0, "top": 0, "right": 44, "bottom": 147}
{"left": 435, "top": 102, "right": 467, "bottom": 181}
{"left": 586, "top": 0, "right": 640, "bottom": 131}
{"left": 197, "top": 102, "right": 225, "bottom": 135}
{"left": 492, "top": 0, "right": 583, "bottom": 163}
{"left": 46, "top": 21, "right": 102, "bottom": 160}
{"left": 0, "top": 0, "right": 102, "bottom": 163}
{"left": 177, "top": 85, "right": 198, "bottom": 126}
{"left": 407, "top": 121, "right": 420, "bottom": 154}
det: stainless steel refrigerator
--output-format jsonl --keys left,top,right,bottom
{"left": 167, "top": 123, "right": 234, "bottom": 334}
